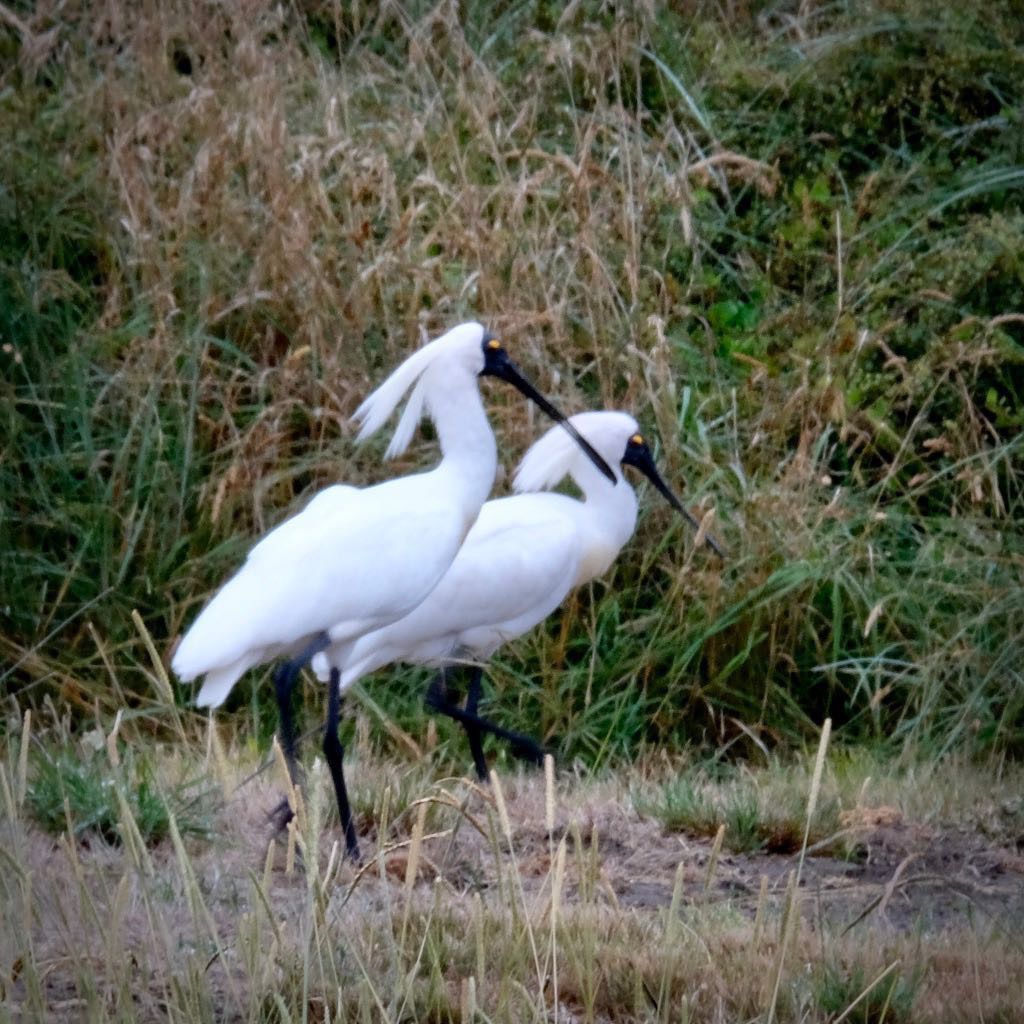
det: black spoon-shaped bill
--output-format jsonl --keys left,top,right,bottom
{"left": 481, "top": 341, "right": 617, "bottom": 485}
{"left": 621, "top": 435, "right": 726, "bottom": 558}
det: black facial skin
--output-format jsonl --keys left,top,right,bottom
{"left": 480, "top": 336, "right": 616, "bottom": 485}
{"left": 621, "top": 434, "right": 726, "bottom": 558}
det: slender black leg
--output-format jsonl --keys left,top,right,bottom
{"left": 463, "top": 666, "right": 489, "bottom": 782}
{"left": 273, "top": 661, "right": 303, "bottom": 786}
{"left": 269, "top": 632, "right": 331, "bottom": 833}
{"left": 324, "top": 668, "right": 360, "bottom": 862}
{"left": 425, "top": 665, "right": 488, "bottom": 778}
{"left": 424, "top": 666, "right": 455, "bottom": 727}
{"left": 424, "top": 663, "right": 545, "bottom": 777}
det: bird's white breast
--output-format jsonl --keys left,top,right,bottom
{"left": 575, "top": 539, "right": 619, "bottom": 588}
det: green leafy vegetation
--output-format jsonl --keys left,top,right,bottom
{"left": 26, "top": 742, "right": 212, "bottom": 844}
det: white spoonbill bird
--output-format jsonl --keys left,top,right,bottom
{"left": 312, "top": 410, "right": 724, "bottom": 781}
{"left": 171, "top": 322, "right": 615, "bottom": 859}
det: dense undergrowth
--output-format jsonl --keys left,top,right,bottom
{"left": 3, "top": 0, "right": 1023, "bottom": 762}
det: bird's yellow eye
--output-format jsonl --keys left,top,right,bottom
{"left": 631, "top": 433, "right": 644, "bottom": 446}
{"left": 487, "top": 339, "right": 502, "bottom": 350}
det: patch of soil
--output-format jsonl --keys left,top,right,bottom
{"left": 555, "top": 808, "right": 1024, "bottom": 936}
{"left": 10, "top": 765, "right": 1023, "bottom": 1022}
{"left": 346, "top": 780, "right": 1024, "bottom": 938}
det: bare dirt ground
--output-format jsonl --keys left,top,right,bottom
{"left": 387, "top": 780, "right": 1024, "bottom": 938}
{"left": 590, "top": 811, "right": 1024, "bottom": 935}
{"left": 223, "top": 766, "right": 1024, "bottom": 941}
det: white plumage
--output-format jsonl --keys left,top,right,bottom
{"left": 317, "top": 411, "right": 642, "bottom": 688}
{"left": 172, "top": 322, "right": 498, "bottom": 702}
{"left": 310, "top": 410, "right": 720, "bottom": 777}
{"left": 170, "top": 321, "right": 613, "bottom": 857}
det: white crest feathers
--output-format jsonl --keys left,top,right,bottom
{"left": 513, "top": 423, "right": 580, "bottom": 493}
{"left": 514, "top": 410, "right": 636, "bottom": 493}
{"left": 351, "top": 322, "right": 484, "bottom": 459}
{"left": 352, "top": 341, "right": 439, "bottom": 456}
{"left": 384, "top": 373, "right": 430, "bottom": 459}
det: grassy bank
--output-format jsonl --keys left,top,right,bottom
{"left": 3, "top": 0, "right": 1024, "bottom": 761}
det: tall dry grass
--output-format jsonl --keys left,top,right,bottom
{"left": 3, "top": 0, "right": 1023, "bottom": 765}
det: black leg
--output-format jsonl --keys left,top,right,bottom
{"left": 269, "top": 632, "right": 331, "bottom": 833}
{"left": 463, "top": 666, "right": 489, "bottom": 782}
{"left": 273, "top": 661, "right": 303, "bottom": 786}
{"left": 425, "top": 663, "right": 545, "bottom": 778}
{"left": 324, "top": 668, "right": 360, "bottom": 862}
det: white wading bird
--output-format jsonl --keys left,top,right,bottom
{"left": 311, "top": 410, "right": 724, "bottom": 781}
{"left": 171, "top": 322, "right": 614, "bottom": 859}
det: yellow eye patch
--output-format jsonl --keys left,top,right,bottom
{"left": 631, "top": 433, "right": 644, "bottom": 446}
{"left": 487, "top": 338, "right": 502, "bottom": 350}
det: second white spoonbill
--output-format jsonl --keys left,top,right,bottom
{"left": 313, "top": 410, "right": 723, "bottom": 780}
{"left": 171, "top": 322, "right": 614, "bottom": 858}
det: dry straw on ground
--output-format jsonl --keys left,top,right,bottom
{"left": 3, "top": 706, "right": 1024, "bottom": 1022}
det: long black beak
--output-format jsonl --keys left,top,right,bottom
{"left": 622, "top": 438, "right": 726, "bottom": 559}
{"left": 482, "top": 344, "right": 616, "bottom": 484}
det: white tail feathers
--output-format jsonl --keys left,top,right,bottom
{"left": 194, "top": 654, "right": 256, "bottom": 708}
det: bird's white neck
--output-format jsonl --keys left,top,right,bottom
{"left": 425, "top": 363, "right": 498, "bottom": 514}
{"left": 575, "top": 460, "right": 639, "bottom": 558}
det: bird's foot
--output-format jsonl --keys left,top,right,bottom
{"left": 508, "top": 734, "right": 546, "bottom": 768}
{"left": 423, "top": 674, "right": 453, "bottom": 712}
{"left": 343, "top": 832, "right": 362, "bottom": 865}
{"left": 268, "top": 796, "right": 295, "bottom": 835}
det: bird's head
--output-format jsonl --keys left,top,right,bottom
{"left": 475, "top": 329, "right": 614, "bottom": 482}
{"left": 514, "top": 410, "right": 725, "bottom": 558}
{"left": 351, "top": 322, "right": 615, "bottom": 482}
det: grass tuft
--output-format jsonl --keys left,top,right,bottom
{"left": 636, "top": 756, "right": 844, "bottom": 855}
{"left": 26, "top": 742, "right": 213, "bottom": 845}
{"left": 814, "top": 960, "right": 919, "bottom": 1024}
